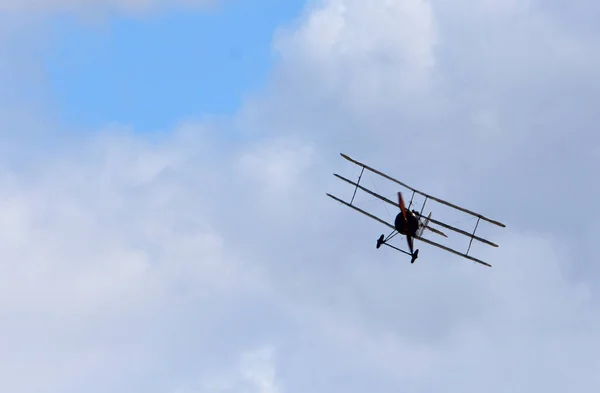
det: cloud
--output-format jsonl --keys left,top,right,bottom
{"left": 238, "top": 137, "right": 314, "bottom": 195}
{"left": 239, "top": 347, "right": 281, "bottom": 393}
{"left": 0, "top": 127, "right": 273, "bottom": 392}
{"left": 252, "top": 0, "right": 600, "bottom": 254}
{"left": 1, "top": 0, "right": 600, "bottom": 392}
{"left": 265, "top": 0, "right": 437, "bottom": 123}
{"left": 190, "top": 346, "right": 280, "bottom": 393}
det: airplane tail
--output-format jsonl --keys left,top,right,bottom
{"left": 418, "top": 212, "right": 447, "bottom": 238}
{"left": 417, "top": 212, "right": 431, "bottom": 237}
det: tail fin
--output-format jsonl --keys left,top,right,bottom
{"left": 417, "top": 212, "right": 431, "bottom": 237}
{"left": 418, "top": 212, "right": 448, "bottom": 238}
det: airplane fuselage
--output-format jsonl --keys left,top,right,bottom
{"left": 394, "top": 211, "right": 419, "bottom": 236}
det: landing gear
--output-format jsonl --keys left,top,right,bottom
{"left": 376, "top": 233, "right": 420, "bottom": 264}
{"left": 376, "top": 234, "right": 385, "bottom": 249}
{"left": 411, "top": 249, "right": 419, "bottom": 263}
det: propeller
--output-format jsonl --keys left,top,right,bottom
{"left": 398, "top": 192, "right": 407, "bottom": 220}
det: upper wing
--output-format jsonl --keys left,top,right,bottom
{"left": 340, "top": 153, "right": 506, "bottom": 228}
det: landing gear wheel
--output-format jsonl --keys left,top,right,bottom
{"left": 411, "top": 249, "right": 419, "bottom": 263}
{"left": 376, "top": 234, "right": 384, "bottom": 249}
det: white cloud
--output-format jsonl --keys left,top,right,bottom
{"left": 171, "top": 347, "right": 281, "bottom": 393}
{"left": 268, "top": 0, "right": 437, "bottom": 118}
{"left": 1, "top": 0, "right": 600, "bottom": 392}
{"left": 0, "top": 127, "right": 273, "bottom": 392}
{"left": 238, "top": 138, "right": 314, "bottom": 194}
{"left": 239, "top": 347, "right": 281, "bottom": 393}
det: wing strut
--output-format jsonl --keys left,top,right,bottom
{"left": 466, "top": 217, "right": 480, "bottom": 254}
{"left": 419, "top": 196, "right": 428, "bottom": 218}
{"left": 350, "top": 166, "right": 365, "bottom": 205}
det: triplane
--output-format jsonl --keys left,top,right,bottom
{"left": 327, "top": 153, "right": 505, "bottom": 267}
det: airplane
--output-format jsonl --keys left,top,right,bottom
{"left": 326, "top": 153, "right": 506, "bottom": 267}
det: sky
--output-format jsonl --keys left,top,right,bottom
{"left": 0, "top": 0, "right": 600, "bottom": 392}
{"left": 44, "top": 0, "right": 306, "bottom": 131}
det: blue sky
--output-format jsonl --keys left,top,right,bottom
{"left": 44, "top": 0, "right": 305, "bottom": 132}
